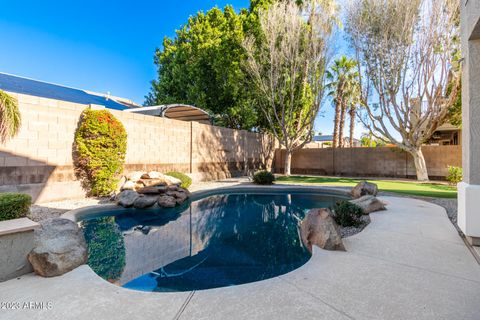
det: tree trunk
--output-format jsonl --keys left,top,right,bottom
{"left": 333, "top": 100, "right": 341, "bottom": 148}
{"left": 284, "top": 150, "right": 292, "bottom": 176}
{"left": 349, "top": 105, "right": 356, "bottom": 147}
{"left": 410, "top": 147, "right": 429, "bottom": 181}
{"left": 338, "top": 103, "right": 346, "bottom": 148}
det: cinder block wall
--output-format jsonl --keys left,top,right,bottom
{"left": 0, "top": 93, "right": 272, "bottom": 203}
{"left": 275, "top": 146, "right": 461, "bottom": 180}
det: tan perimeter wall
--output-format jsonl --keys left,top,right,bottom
{"left": 275, "top": 146, "right": 461, "bottom": 180}
{"left": 0, "top": 93, "right": 274, "bottom": 203}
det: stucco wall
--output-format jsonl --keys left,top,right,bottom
{"left": 0, "top": 93, "right": 273, "bottom": 203}
{"left": 274, "top": 146, "right": 461, "bottom": 180}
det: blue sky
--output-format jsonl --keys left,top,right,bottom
{"left": 0, "top": 0, "right": 363, "bottom": 138}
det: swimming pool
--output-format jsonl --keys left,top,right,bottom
{"left": 79, "top": 189, "right": 348, "bottom": 292}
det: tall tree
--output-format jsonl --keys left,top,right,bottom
{"left": 325, "top": 56, "right": 360, "bottom": 148}
{"left": 0, "top": 90, "right": 21, "bottom": 143}
{"left": 243, "top": 0, "right": 337, "bottom": 175}
{"left": 346, "top": 0, "right": 460, "bottom": 180}
{"left": 145, "top": 6, "right": 260, "bottom": 130}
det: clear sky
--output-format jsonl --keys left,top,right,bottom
{"left": 0, "top": 0, "right": 364, "bottom": 138}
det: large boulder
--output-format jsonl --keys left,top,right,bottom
{"left": 116, "top": 190, "right": 139, "bottom": 207}
{"left": 133, "top": 195, "right": 158, "bottom": 209}
{"left": 300, "top": 208, "right": 345, "bottom": 252}
{"left": 28, "top": 219, "right": 87, "bottom": 277}
{"left": 351, "top": 181, "right": 378, "bottom": 199}
{"left": 158, "top": 195, "right": 177, "bottom": 208}
{"left": 350, "top": 195, "right": 386, "bottom": 214}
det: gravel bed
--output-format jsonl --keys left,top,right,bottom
{"left": 29, "top": 198, "right": 112, "bottom": 222}
{"left": 340, "top": 215, "right": 371, "bottom": 238}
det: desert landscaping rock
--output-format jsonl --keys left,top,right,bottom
{"left": 350, "top": 195, "right": 386, "bottom": 214}
{"left": 166, "top": 190, "right": 188, "bottom": 204}
{"left": 133, "top": 196, "right": 158, "bottom": 209}
{"left": 141, "top": 171, "right": 163, "bottom": 179}
{"left": 351, "top": 181, "right": 378, "bottom": 199}
{"left": 300, "top": 208, "right": 345, "bottom": 252}
{"left": 28, "top": 218, "right": 87, "bottom": 277}
{"left": 137, "top": 186, "right": 167, "bottom": 194}
{"left": 158, "top": 195, "right": 177, "bottom": 208}
{"left": 138, "top": 178, "right": 167, "bottom": 188}
{"left": 121, "top": 180, "right": 136, "bottom": 191}
{"left": 116, "top": 190, "right": 139, "bottom": 207}
{"left": 126, "top": 171, "right": 144, "bottom": 182}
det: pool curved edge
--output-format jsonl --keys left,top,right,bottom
{"left": 60, "top": 184, "right": 352, "bottom": 293}
{"left": 61, "top": 184, "right": 352, "bottom": 222}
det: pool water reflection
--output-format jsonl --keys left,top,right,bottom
{"left": 81, "top": 192, "right": 346, "bottom": 292}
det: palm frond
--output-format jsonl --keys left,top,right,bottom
{"left": 0, "top": 90, "right": 21, "bottom": 143}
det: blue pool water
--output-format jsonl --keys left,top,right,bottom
{"left": 81, "top": 191, "right": 347, "bottom": 292}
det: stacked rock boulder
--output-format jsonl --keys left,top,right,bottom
{"left": 349, "top": 181, "right": 386, "bottom": 213}
{"left": 116, "top": 171, "right": 190, "bottom": 209}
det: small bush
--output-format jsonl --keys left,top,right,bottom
{"left": 446, "top": 166, "right": 463, "bottom": 185}
{"left": 74, "top": 109, "right": 127, "bottom": 196}
{"left": 166, "top": 171, "right": 192, "bottom": 189}
{"left": 0, "top": 193, "right": 32, "bottom": 221}
{"left": 332, "top": 201, "right": 364, "bottom": 227}
{"left": 253, "top": 171, "right": 275, "bottom": 185}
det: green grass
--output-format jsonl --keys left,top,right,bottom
{"left": 276, "top": 175, "right": 457, "bottom": 198}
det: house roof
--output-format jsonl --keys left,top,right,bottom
{"left": 313, "top": 135, "right": 334, "bottom": 142}
{"left": 0, "top": 72, "right": 135, "bottom": 111}
{"left": 313, "top": 135, "right": 360, "bottom": 143}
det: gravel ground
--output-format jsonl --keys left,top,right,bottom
{"left": 340, "top": 215, "right": 371, "bottom": 238}
{"left": 29, "top": 198, "right": 112, "bottom": 222}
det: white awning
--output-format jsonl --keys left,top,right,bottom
{"left": 124, "top": 104, "right": 211, "bottom": 124}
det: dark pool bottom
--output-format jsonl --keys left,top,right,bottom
{"left": 81, "top": 192, "right": 347, "bottom": 292}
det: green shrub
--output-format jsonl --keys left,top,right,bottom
{"left": 331, "top": 201, "right": 364, "bottom": 227}
{"left": 253, "top": 171, "right": 275, "bottom": 185}
{"left": 446, "top": 166, "right": 463, "bottom": 185}
{"left": 0, "top": 193, "right": 32, "bottom": 221}
{"left": 165, "top": 171, "right": 192, "bottom": 189}
{"left": 74, "top": 109, "right": 127, "bottom": 196}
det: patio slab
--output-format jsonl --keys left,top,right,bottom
{"left": 0, "top": 191, "right": 479, "bottom": 320}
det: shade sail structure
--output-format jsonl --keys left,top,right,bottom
{"left": 125, "top": 104, "right": 212, "bottom": 124}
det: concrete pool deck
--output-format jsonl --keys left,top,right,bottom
{"left": 1, "top": 187, "right": 480, "bottom": 319}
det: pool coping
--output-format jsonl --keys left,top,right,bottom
{"left": 59, "top": 184, "right": 352, "bottom": 294}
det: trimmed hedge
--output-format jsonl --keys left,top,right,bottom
{"left": 74, "top": 109, "right": 127, "bottom": 196}
{"left": 166, "top": 171, "right": 192, "bottom": 189}
{"left": 0, "top": 193, "right": 32, "bottom": 221}
{"left": 332, "top": 201, "right": 364, "bottom": 227}
{"left": 253, "top": 171, "right": 275, "bottom": 185}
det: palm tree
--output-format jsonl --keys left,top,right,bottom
{"left": 326, "top": 56, "right": 360, "bottom": 148}
{"left": 0, "top": 90, "right": 21, "bottom": 143}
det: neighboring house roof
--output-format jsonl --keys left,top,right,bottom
{"left": 313, "top": 135, "right": 334, "bottom": 142}
{"left": 0, "top": 72, "right": 135, "bottom": 111}
{"left": 313, "top": 135, "right": 360, "bottom": 143}
{"left": 125, "top": 104, "right": 212, "bottom": 124}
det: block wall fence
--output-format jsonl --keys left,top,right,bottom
{"left": 0, "top": 93, "right": 274, "bottom": 203}
{"left": 274, "top": 145, "right": 461, "bottom": 180}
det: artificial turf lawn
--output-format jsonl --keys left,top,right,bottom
{"left": 276, "top": 175, "right": 457, "bottom": 198}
